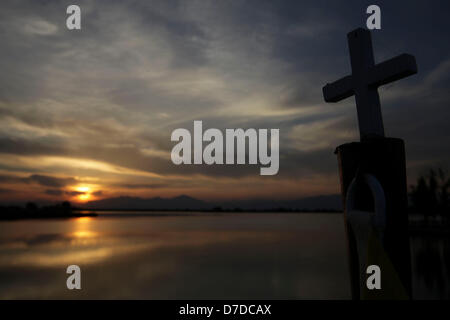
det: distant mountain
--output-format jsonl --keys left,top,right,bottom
{"left": 85, "top": 195, "right": 210, "bottom": 210}
{"left": 85, "top": 194, "right": 342, "bottom": 211}
{"left": 219, "top": 194, "right": 342, "bottom": 211}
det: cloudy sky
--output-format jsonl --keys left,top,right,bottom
{"left": 0, "top": 0, "right": 449, "bottom": 204}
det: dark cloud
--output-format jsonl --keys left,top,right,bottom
{"left": 26, "top": 175, "right": 76, "bottom": 188}
{"left": 0, "top": 174, "right": 76, "bottom": 188}
{"left": 45, "top": 189, "right": 91, "bottom": 197}
{"left": 65, "top": 191, "right": 85, "bottom": 196}
{"left": 45, "top": 189, "right": 63, "bottom": 196}
{"left": 0, "top": 137, "right": 66, "bottom": 156}
{"left": 0, "top": 175, "right": 17, "bottom": 183}
{"left": 122, "top": 184, "right": 166, "bottom": 189}
{"left": 0, "top": 188, "right": 13, "bottom": 194}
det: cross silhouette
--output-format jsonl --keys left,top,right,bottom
{"left": 323, "top": 28, "right": 417, "bottom": 140}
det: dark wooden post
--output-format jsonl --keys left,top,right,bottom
{"left": 335, "top": 138, "right": 411, "bottom": 299}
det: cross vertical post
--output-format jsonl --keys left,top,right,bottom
{"left": 347, "top": 29, "right": 384, "bottom": 138}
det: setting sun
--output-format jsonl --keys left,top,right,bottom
{"left": 75, "top": 186, "right": 91, "bottom": 202}
{"left": 78, "top": 194, "right": 90, "bottom": 201}
{"left": 76, "top": 186, "right": 90, "bottom": 193}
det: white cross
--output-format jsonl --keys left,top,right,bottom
{"left": 323, "top": 28, "right": 417, "bottom": 140}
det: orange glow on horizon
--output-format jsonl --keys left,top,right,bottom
{"left": 75, "top": 186, "right": 91, "bottom": 202}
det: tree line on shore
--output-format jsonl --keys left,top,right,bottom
{"left": 409, "top": 168, "right": 450, "bottom": 222}
{"left": 0, "top": 201, "right": 96, "bottom": 219}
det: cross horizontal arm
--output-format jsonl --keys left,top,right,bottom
{"left": 368, "top": 54, "right": 417, "bottom": 88}
{"left": 323, "top": 75, "right": 354, "bottom": 103}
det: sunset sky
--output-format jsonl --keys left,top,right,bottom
{"left": 0, "top": 0, "right": 449, "bottom": 205}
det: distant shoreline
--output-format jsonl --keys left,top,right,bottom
{"left": 0, "top": 212, "right": 98, "bottom": 221}
{"left": 78, "top": 208, "right": 343, "bottom": 213}
{"left": 0, "top": 207, "right": 342, "bottom": 221}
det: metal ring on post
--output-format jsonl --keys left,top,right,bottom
{"left": 345, "top": 174, "right": 386, "bottom": 240}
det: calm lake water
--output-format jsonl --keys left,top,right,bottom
{"left": 0, "top": 212, "right": 447, "bottom": 299}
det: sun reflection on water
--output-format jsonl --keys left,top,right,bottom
{"left": 76, "top": 216, "right": 92, "bottom": 223}
{"left": 70, "top": 216, "right": 98, "bottom": 243}
{"left": 71, "top": 230, "right": 97, "bottom": 238}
